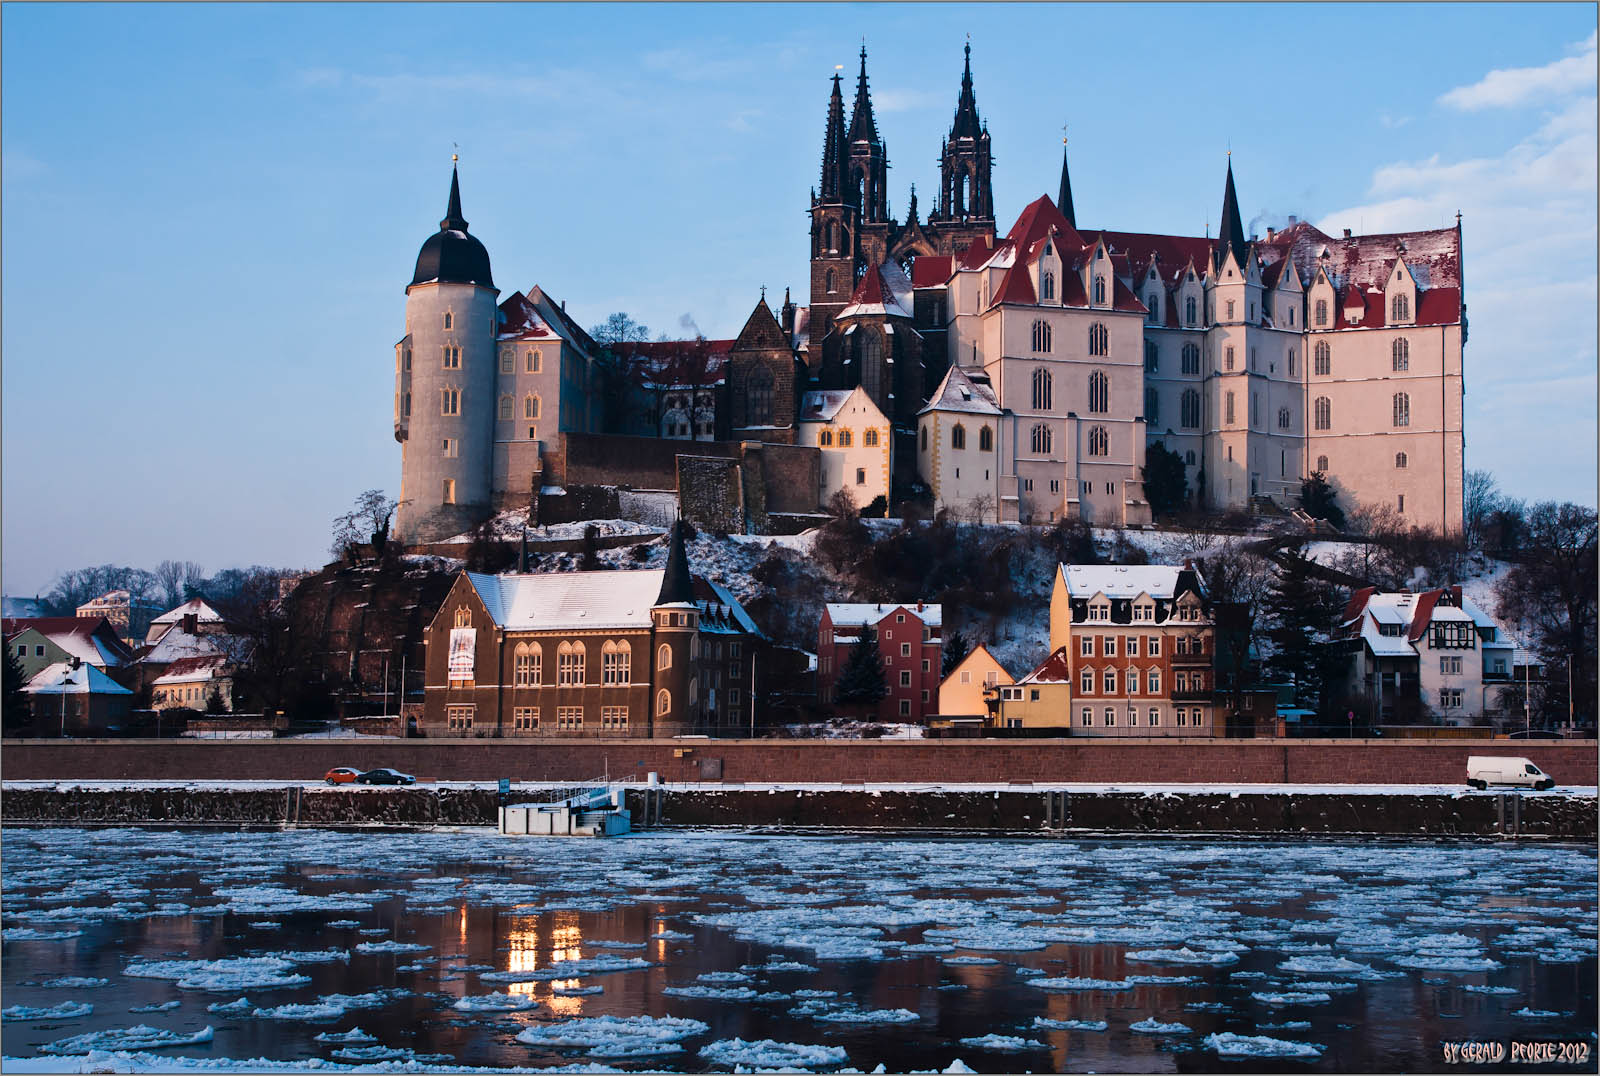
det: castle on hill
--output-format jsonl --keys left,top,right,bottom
{"left": 393, "top": 44, "right": 1464, "bottom": 543}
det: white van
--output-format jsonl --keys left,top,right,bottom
{"left": 1466, "top": 755, "right": 1554, "bottom": 791}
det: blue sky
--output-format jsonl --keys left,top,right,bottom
{"left": 3, "top": 3, "right": 1595, "bottom": 595}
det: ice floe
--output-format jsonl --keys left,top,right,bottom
{"left": 1131, "top": 1018, "right": 1191, "bottom": 1034}
{"left": 1031, "top": 1017, "right": 1107, "bottom": 1031}
{"left": 698, "top": 1037, "right": 849, "bottom": 1070}
{"left": 517, "top": 1014, "right": 708, "bottom": 1058}
{"left": 958, "top": 1033, "right": 1046, "bottom": 1051}
{"left": 128, "top": 1001, "right": 181, "bottom": 1014}
{"left": 124, "top": 957, "right": 310, "bottom": 992}
{"left": 1027, "top": 976, "right": 1132, "bottom": 991}
{"left": 813, "top": 1008, "right": 919, "bottom": 1024}
{"left": 1206, "top": 1032, "right": 1325, "bottom": 1058}
{"left": 3, "top": 1002, "right": 93, "bottom": 1021}
{"left": 38, "top": 1024, "right": 216, "bottom": 1055}
{"left": 313, "top": 1027, "right": 377, "bottom": 1043}
{"left": 453, "top": 992, "right": 540, "bottom": 1012}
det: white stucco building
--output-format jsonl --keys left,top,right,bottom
{"left": 798, "top": 387, "right": 892, "bottom": 510}
{"left": 909, "top": 154, "right": 1465, "bottom": 532}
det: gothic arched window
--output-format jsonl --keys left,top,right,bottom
{"left": 1088, "top": 370, "right": 1109, "bottom": 413}
{"left": 1392, "top": 392, "right": 1410, "bottom": 427}
{"left": 978, "top": 425, "right": 993, "bottom": 451}
{"left": 748, "top": 365, "right": 774, "bottom": 425}
{"left": 1042, "top": 272, "right": 1055, "bottom": 300}
{"left": 1181, "top": 389, "right": 1201, "bottom": 429}
{"left": 1031, "top": 319, "right": 1052, "bottom": 354}
{"left": 1181, "top": 342, "right": 1200, "bottom": 375}
{"left": 1392, "top": 338, "right": 1409, "bottom": 371}
{"left": 1396, "top": 452, "right": 1408, "bottom": 469}
{"left": 1185, "top": 296, "right": 1197, "bottom": 325}
{"left": 860, "top": 332, "right": 883, "bottom": 402}
{"left": 1314, "top": 340, "right": 1331, "bottom": 376}
{"left": 601, "top": 640, "right": 631, "bottom": 685}
{"left": 1314, "top": 396, "right": 1332, "bottom": 431}
{"left": 1088, "top": 426, "right": 1109, "bottom": 456}
{"left": 1093, "top": 276, "right": 1106, "bottom": 303}
{"left": 1145, "top": 388, "right": 1159, "bottom": 424}
{"left": 1315, "top": 298, "right": 1329, "bottom": 326}
{"left": 951, "top": 423, "right": 966, "bottom": 450}
{"left": 1032, "top": 367, "right": 1052, "bottom": 411}
{"left": 514, "top": 643, "right": 542, "bottom": 687}
{"left": 1278, "top": 407, "right": 1291, "bottom": 430}
{"left": 1030, "top": 423, "right": 1052, "bottom": 455}
{"left": 1391, "top": 293, "right": 1410, "bottom": 321}
{"left": 499, "top": 394, "right": 514, "bottom": 421}
{"left": 1088, "top": 323, "right": 1108, "bottom": 356}
{"left": 657, "top": 689, "right": 671, "bottom": 716}
{"left": 657, "top": 643, "right": 672, "bottom": 671}
{"left": 1145, "top": 341, "right": 1159, "bottom": 372}
{"left": 1316, "top": 455, "right": 1330, "bottom": 473}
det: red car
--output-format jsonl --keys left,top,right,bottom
{"left": 324, "top": 767, "right": 361, "bottom": 785}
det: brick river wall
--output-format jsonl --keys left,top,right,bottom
{"left": 2, "top": 739, "right": 1594, "bottom": 786}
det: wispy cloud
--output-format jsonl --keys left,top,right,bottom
{"left": 1378, "top": 112, "right": 1410, "bottom": 129}
{"left": 1437, "top": 30, "right": 1596, "bottom": 110}
{"left": 1324, "top": 39, "right": 1597, "bottom": 500}
{"left": 873, "top": 87, "right": 942, "bottom": 113}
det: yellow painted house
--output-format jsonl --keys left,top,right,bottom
{"left": 994, "top": 647, "right": 1074, "bottom": 729}
{"left": 938, "top": 644, "right": 1013, "bottom": 719}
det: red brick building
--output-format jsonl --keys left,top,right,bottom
{"left": 818, "top": 603, "right": 943, "bottom": 721}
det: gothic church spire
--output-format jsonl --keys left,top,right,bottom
{"left": 950, "top": 42, "right": 982, "bottom": 139}
{"left": 819, "top": 72, "right": 848, "bottom": 202}
{"left": 847, "top": 44, "right": 880, "bottom": 144}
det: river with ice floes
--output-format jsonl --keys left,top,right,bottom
{"left": 1, "top": 829, "right": 1593, "bottom": 1073}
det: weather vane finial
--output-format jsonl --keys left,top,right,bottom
{"left": 760, "top": 285, "right": 767, "bottom": 301}
{"left": 452, "top": 141, "right": 459, "bottom": 163}
{"left": 1062, "top": 121, "right": 1068, "bottom": 145}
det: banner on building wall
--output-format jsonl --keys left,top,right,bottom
{"left": 448, "top": 628, "right": 476, "bottom": 681}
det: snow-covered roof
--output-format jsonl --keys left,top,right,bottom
{"left": 1019, "top": 647, "right": 1073, "bottom": 685}
{"left": 836, "top": 262, "right": 914, "bottom": 320}
{"left": 1359, "top": 617, "right": 1417, "bottom": 658}
{"left": 799, "top": 390, "right": 855, "bottom": 423}
{"left": 152, "top": 655, "right": 229, "bottom": 686}
{"left": 467, "top": 570, "right": 664, "bottom": 632}
{"left": 825, "top": 603, "right": 942, "bottom": 629}
{"left": 143, "top": 628, "right": 226, "bottom": 665}
{"left": 1060, "top": 564, "right": 1189, "bottom": 600}
{"left": 27, "top": 661, "right": 132, "bottom": 696}
{"left": 919, "top": 365, "right": 1002, "bottom": 417}
{"left": 2, "top": 617, "right": 133, "bottom": 668}
{"left": 152, "top": 599, "right": 224, "bottom": 626}
{"left": 697, "top": 577, "right": 763, "bottom": 639}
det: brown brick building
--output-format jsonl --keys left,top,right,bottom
{"left": 420, "top": 525, "right": 763, "bottom": 737}
{"left": 1038, "top": 563, "right": 1216, "bottom": 736}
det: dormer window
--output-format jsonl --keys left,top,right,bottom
{"left": 1391, "top": 293, "right": 1410, "bottom": 321}
{"left": 1095, "top": 248, "right": 1104, "bottom": 260}
{"left": 1042, "top": 272, "right": 1055, "bottom": 301}
{"left": 1087, "top": 602, "right": 1110, "bottom": 622}
{"left": 1093, "top": 276, "right": 1106, "bottom": 304}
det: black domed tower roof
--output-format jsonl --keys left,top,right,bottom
{"left": 409, "top": 165, "right": 495, "bottom": 290}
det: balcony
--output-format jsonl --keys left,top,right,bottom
{"left": 1170, "top": 651, "right": 1211, "bottom": 666}
{"left": 1170, "top": 687, "right": 1212, "bottom": 702}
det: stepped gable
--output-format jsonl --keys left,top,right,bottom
{"left": 731, "top": 297, "right": 791, "bottom": 353}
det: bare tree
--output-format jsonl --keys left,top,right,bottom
{"left": 154, "top": 560, "right": 206, "bottom": 611}
{"left": 331, "top": 490, "right": 397, "bottom": 561}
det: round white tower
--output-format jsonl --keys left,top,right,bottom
{"left": 395, "top": 163, "right": 500, "bottom": 544}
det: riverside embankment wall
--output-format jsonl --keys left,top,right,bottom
{"left": 3, "top": 738, "right": 1594, "bottom": 785}
{"left": 2, "top": 786, "right": 1592, "bottom": 838}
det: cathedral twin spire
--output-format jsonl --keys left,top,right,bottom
{"left": 1213, "top": 156, "right": 1250, "bottom": 271}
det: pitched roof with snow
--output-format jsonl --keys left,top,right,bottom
{"left": 467, "top": 570, "right": 666, "bottom": 632}
{"left": 837, "top": 262, "right": 915, "bottom": 320}
{"left": 695, "top": 577, "right": 764, "bottom": 639}
{"left": 919, "top": 365, "right": 1001, "bottom": 417}
{"left": 151, "top": 599, "right": 224, "bottom": 627}
{"left": 152, "top": 655, "right": 230, "bottom": 686}
{"left": 142, "top": 628, "right": 226, "bottom": 665}
{"left": 27, "top": 661, "right": 133, "bottom": 696}
{"left": 1019, "top": 647, "right": 1074, "bottom": 685}
{"left": 824, "top": 603, "right": 943, "bottom": 630}
{"left": 799, "top": 389, "right": 856, "bottom": 423}
{"left": 1060, "top": 564, "right": 1194, "bottom": 600}
{"left": 2, "top": 617, "right": 134, "bottom": 667}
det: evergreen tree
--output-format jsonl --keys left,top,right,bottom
{"left": 3, "top": 644, "right": 32, "bottom": 732}
{"left": 1263, "top": 550, "right": 1341, "bottom": 711}
{"left": 1300, "top": 472, "right": 1346, "bottom": 529}
{"left": 941, "top": 630, "right": 971, "bottom": 677}
{"left": 1141, "top": 440, "right": 1190, "bottom": 516}
{"left": 834, "top": 628, "right": 888, "bottom": 707}
{"left": 205, "top": 685, "right": 229, "bottom": 714}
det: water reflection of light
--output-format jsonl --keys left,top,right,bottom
{"left": 552, "top": 913, "right": 583, "bottom": 964}
{"left": 458, "top": 904, "right": 469, "bottom": 945}
{"left": 506, "top": 918, "right": 540, "bottom": 997}
{"left": 546, "top": 981, "right": 586, "bottom": 1016}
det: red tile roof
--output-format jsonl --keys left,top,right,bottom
{"left": 1022, "top": 646, "right": 1074, "bottom": 685}
{"left": 912, "top": 255, "right": 954, "bottom": 288}
{"left": 1408, "top": 589, "right": 1444, "bottom": 642}
{"left": 990, "top": 261, "right": 1037, "bottom": 306}
{"left": 1004, "top": 195, "right": 1084, "bottom": 253}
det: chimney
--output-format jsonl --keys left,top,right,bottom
{"left": 1342, "top": 228, "right": 1352, "bottom": 238}
{"left": 1266, "top": 227, "right": 1276, "bottom": 242}
{"left": 1288, "top": 215, "right": 1297, "bottom": 226}
{"left": 917, "top": 601, "right": 924, "bottom": 612}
